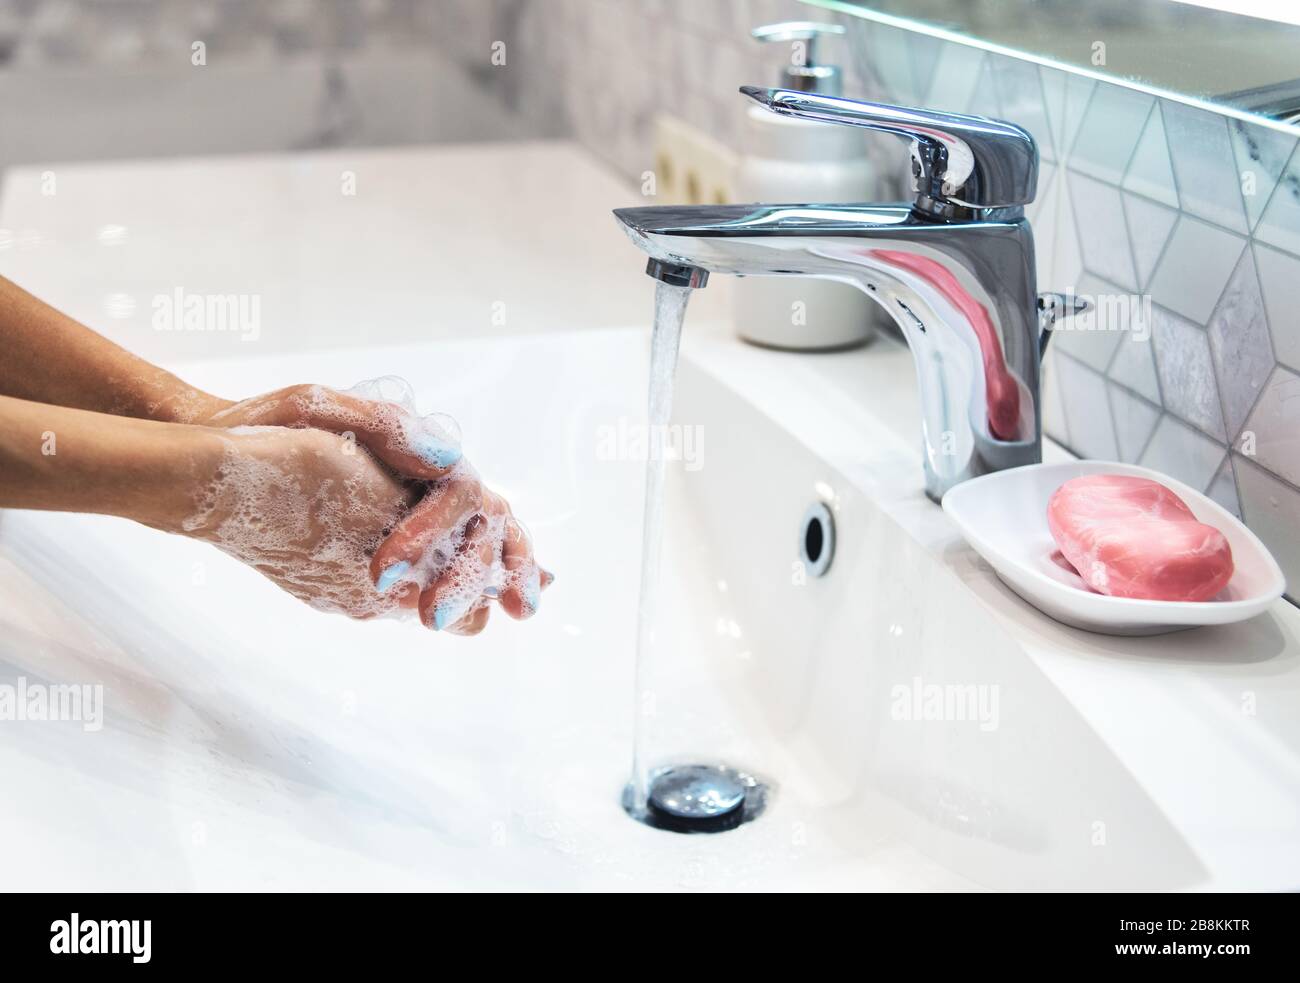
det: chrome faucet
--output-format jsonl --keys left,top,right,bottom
{"left": 615, "top": 86, "right": 1082, "bottom": 501}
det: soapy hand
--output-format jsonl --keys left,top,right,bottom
{"left": 179, "top": 425, "right": 425, "bottom": 619}
{"left": 369, "top": 471, "right": 551, "bottom": 633}
{"left": 194, "top": 377, "right": 550, "bottom": 634}
{"left": 200, "top": 377, "right": 465, "bottom": 480}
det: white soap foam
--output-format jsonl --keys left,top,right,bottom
{"left": 188, "top": 378, "right": 540, "bottom": 630}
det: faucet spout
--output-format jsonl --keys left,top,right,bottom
{"left": 644, "top": 258, "right": 709, "bottom": 290}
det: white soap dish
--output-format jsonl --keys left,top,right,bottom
{"left": 941, "top": 460, "right": 1287, "bottom": 636}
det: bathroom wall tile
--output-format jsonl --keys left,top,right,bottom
{"left": 1160, "top": 100, "right": 1249, "bottom": 235}
{"left": 1121, "top": 102, "right": 1179, "bottom": 208}
{"left": 1026, "top": 159, "right": 1056, "bottom": 227}
{"left": 1206, "top": 248, "right": 1275, "bottom": 440}
{"left": 905, "top": 31, "right": 943, "bottom": 105}
{"left": 1068, "top": 83, "right": 1152, "bottom": 186}
{"left": 1234, "top": 455, "right": 1300, "bottom": 603}
{"left": 1121, "top": 191, "right": 1177, "bottom": 290}
{"left": 1146, "top": 216, "right": 1245, "bottom": 324}
{"left": 1240, "top": 365, "right": 1300, "bottom": 488}
{"left": 1050, "top": 272, "right": 1126, "bottom": 373}
{"left": 1029, "top": 163, "right": 1063, "bottom": 286}
{"left": 1107, "top": 382, "right": 1161, "bottom": 463}
{"left": 1041, "top": 347, "right": 1071, "bottom": 448}
{"left": 1253, "top": 145, "right": 1300, "bottom": 258}
{"left": 1051, "top": 162, "right": 1086, "bottom": 290}
{"left": 1107, "top": 331, "right": 1163, "bottom": 406}
{"left": 1252, "top": 242, "right": 1300, "bottom": 371}
{"left": 924, "top": 42, "right": 985, "bottom": 116}
{"left": 986, "top": 54, "right": 1053, "bottom": 157}
{"left": 1038, "top": 66, "right": 1066, "bottom": 156}
{"left": 1060, "top": 74, "right": 1097, "bottom": 157}
{"left": 1229, "top": 118, "right": 1296, "bottom": 232}
{"left": 866, "top": 21, "right": 922, "bottom": 105}
{"left": 1066, "top": 171, "right": 1138, "bottom": 291}
{"left": 1055, "top": 354, "right": 1118, "bottom": 460}
{"left": 966, "top": 55, "right": 1003, "bottom": 125}
{"left": 1140, "top": 414, "right": 1226, "bottom": 492}
{"left": 1207, "top": 458, "right": 1242, "bottom": 519}
{"left": 1149, "top": 304, "right": 1227, "bottom": 441}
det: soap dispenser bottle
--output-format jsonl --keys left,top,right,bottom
{"left": 734, "top": 22, "right": 882, "bottom": 350}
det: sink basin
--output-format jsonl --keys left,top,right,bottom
{"left": 1, "top": 326, "right": 1297, "bottom": 890}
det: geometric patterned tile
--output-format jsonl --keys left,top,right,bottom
{"left": 1254, "top": 145, "right": 1300, "bottom": 258}
{"left": 1029, "top": 164, "right": 1061, "bottom": 283}
{"left": 1107, "top": 325, "right": 1163, "bottom": 406}
{"left": 1044, "top": 72, "right": 1096, "bottom": 163}
{"left": 1121, "top": 102, "right": 1180, "bottom": 208}
{"left": 868, "top": 22, "right": 927, "bottom": 104}
{"left": 1207, "top": 457, "right": 1242, "bottom": 519}
{"left": 1234, "top": 455, "right": 1300, "bottom": 604}
{"left": 1147, "top": 216, "right": 1246, "bottom": 324}
{"left": 1122, "top": 191, "right": 1178, "bottom": 290}
{"left": 967, "top": 54, "right": 1004, "bottom": 122}
{"left": 1055, "top": 354, "right": 1118, "bottom": 460}
{"left": 1067, "top": 171, "right": 1138, "bottom": 291}
{"left": 924, "top": 44, "right": 986, "bottom": 115}
{"left": 1140, "top": 413, "right": 1226, "bottom": 492}
{"left": 906, "top": 33, "right": 945, "bottom": 107}
{"left": 1052, "top": 163, "right": 1086, "bottom": 289}
{"left": 1160, "top": 99, "right": 1249, "bottom": 234}
{"left": 1252, "top": 242, "right": 1300, "bottom": 372}
{"left": 1041, "top": 347, "right": 1071, "bottom": 447}
{"left": 1052, "top": 272, "right": 1127, "bottom": 372}
{"left": 990, "top": 55, "right": 1053, "bottom": 162}
{"left": 1207, "top": 248, "right": 1276, "bottom": 441}
{"left": 1108, "top": 382, "right": 1162, "bottom": 463}
{"left": 1027, "top": 159, "right": 1057, "bottom": 227}
{"left": 1149, "top": 304, "right": 1228, "bottom": 441}
{"left": 1229, "top": 118, "right": 1297, "bottom": 232}
{"left": 1037, "top": 66, "right": 1067, "bottom": 164}
{"left": 1068, "top": 83, "right": 1152, "bottom": 185}
{"left": 1240, "top": 365, "right": 1300, "bottom": 488}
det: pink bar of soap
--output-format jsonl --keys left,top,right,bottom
{"left": 1047, "top": 474, "right": 1234, "bottom": 602}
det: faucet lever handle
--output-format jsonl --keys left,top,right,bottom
{"left": 740, "top": 86, "right": 1037, "bottom": 216}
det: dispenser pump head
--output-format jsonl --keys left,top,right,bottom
{"left": 751, "top": 21, "right": 846, "bottom": 97}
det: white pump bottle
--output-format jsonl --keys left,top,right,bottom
{"left": 733, "top": 22, "right": 884, "bottom": 350}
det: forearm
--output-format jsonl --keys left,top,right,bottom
{"left": 0, "top": 275, "right": 231, "bottom": 423}
{"left": 0, "top": 393, "right": 220, "bottom": 531}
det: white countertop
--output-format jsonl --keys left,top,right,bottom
{"left": 0, "top": 140, "right": 733, "bottom": 362}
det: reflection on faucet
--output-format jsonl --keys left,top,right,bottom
{"left": 866, "top": 249, "right": 1021, "bottom": 441}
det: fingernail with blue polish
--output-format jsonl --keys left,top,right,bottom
{"left": 375, "top": 561, "right": 411, "bottom": 592}
{"left": 410, "top": 434, "right": 462, "bottom": 470}
{"left": 483, "top": 586, "right": 500, "bottom": 598}
{"left": 523, "top": 570, "right": 542, "bottom": 614}
{"left": 434, "top": 599, "right": 471, "bottom": 631}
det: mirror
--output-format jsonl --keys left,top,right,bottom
{"left": 805, "top": 0, "right": 1300, "bottom": 128}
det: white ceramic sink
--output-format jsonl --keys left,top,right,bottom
{"left": 2, "top": 325, "right": 1298, "bottom": 891}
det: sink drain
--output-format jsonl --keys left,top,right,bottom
{"left": 799, "top": 502, "right": 835, "bottom": 577}
{"left": 624, "top": 765, "right": 768, "bottom": 834}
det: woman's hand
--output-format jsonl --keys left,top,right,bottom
{"left": 197, "top": 378, "right": 463, "bottom": 481}
{"left": 368, "top": 472, "right": 551, "bottom": 634}
{"left": 177, "top": 426, "right": 426, "bottom": 620}
{"left": 181, "top": 425, "right": 549, "bottom": 635}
